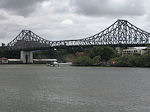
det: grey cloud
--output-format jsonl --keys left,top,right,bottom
{"left": 0, "top": 12, "right": 7, "bottom": 20}
{"left": 0, "top": 23, "right": 23, "bottom": 39}
{"left": 70, "top": 0, "right": 146, "bottom": 17}
{"left": 0, "top": 0, "right": 48, "bottom": 16}
{"left": 0, "top": 0, "right": 149, "bottom": 44}
{"left": 54, "top": 7, "right": 70, "bottom": 14}
{"left": 50, "top": 0, "right": 71, "bottom": 14}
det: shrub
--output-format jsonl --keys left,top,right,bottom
{"left": 72, "top": 56, "right": 92, "bottom": 66}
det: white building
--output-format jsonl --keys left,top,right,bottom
{"left": 122, "top": 48, "right": 148, "bottom": 55}
{"left": 33, "top": 59, "right": 57, "bottom": 64}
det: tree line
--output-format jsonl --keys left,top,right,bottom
{"left": 72, "top": 46, "right": 118, "bottom": 66}
{"left": 110, "top": 54, "right": 150, "bottom": 67}
{"left": 1, "top": 45, "right": 150, "bottom": 67}
{"left": 72, "top": 46, "right": 150, "bottom": 67}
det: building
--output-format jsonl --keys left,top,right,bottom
{"left": 0, "top": 43, "right": 5, "bottom": 47}
{"left": 0, "top": 58, "right": 57, "bottom": 64}
{"left": 0, "top": 57, "right": 8, "bottom": 64}
{"left": 33, "top": 59, "right": 57, "bottom": 64}
{"left": 75, "top": 52, "right": 85, "bottom": 56}
{"left": 8, "top": 59, "right": 22, "bottom": 64}
{"left": 122, "top": 48, "right": 147, "bottom": 55}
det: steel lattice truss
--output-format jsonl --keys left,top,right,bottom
{"left": 7, "top": 19, "right": 150, "bottom": 50}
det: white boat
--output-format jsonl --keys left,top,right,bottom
{"left": 46, "top": 61, "right": 59, "bottom": 67}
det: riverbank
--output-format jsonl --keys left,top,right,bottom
{"left": 72, "top": 46, "right": 150, "bottom": 68}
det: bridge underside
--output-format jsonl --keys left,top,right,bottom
{"left": 6, "top": 43, "right": 148, "bottom": 51}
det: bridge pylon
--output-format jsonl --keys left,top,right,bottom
{"left": 20, "top": 51, "right": 33, "bottom": 64}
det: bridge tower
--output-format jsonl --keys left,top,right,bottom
{"left": 20, "top": 51, "right": 33, "bottom": 64}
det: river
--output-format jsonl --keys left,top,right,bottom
{"left": 0, "top": 65, "right": 150, "bottom": 112}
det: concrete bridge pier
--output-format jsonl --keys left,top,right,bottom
{"left": 20, "top": 51, "right": 33, "bottom": 64}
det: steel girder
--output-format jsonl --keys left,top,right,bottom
{"left": 7, "top": 20, "right": 150, "bottom": 50}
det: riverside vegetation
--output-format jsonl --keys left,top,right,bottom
{"left": 72, "top": 46, "right": 150, "bottom": 67}
{"left": 1, "top": 46, "right": 150, "bottom": 67}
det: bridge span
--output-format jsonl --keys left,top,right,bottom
{"left": 6, "top": 19, "right": 150, "bottom": 50}
{"left": 4, "top": 19, "right": 150, "bottom": 63}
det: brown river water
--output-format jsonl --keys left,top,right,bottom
{"left": 0, "top": 64, "right": 150, "bottom": 112}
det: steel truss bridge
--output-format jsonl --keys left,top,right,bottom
{"left": 7, "top": 19, "right": 150, "bottom": 50}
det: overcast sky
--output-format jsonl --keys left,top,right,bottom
{"left": 0, "top": 0, "right": 149, "bottom": 44}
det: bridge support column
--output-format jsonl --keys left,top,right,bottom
{"left": 20, "top": 51, "right": 33, "bottom": 64}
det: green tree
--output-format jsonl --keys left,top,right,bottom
{"left": 89, "top": 46, "right": 117, "bottom": 62}
{"left": 0, "top": 48, "right": 20, "bottom": 59}
{"left": 139, "top": 54, "right": 150, "bottom": 67}
{"left": 92, "top": 56, "right": 101, "bottom": 65}
{"left": 146, "top": 44, "right": 150, "bottom": 48}
{"left": 72, "top": 56, "right": 92, "bottom": 66}
{"left": 110, "top": 54, "right": 150, "bottom": 67}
